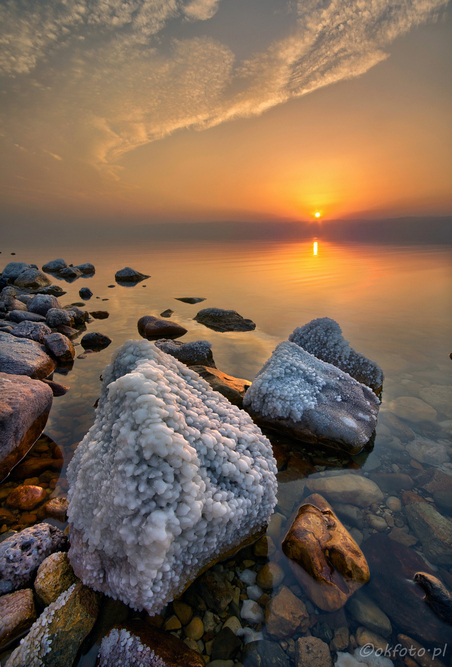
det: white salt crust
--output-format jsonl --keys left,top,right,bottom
{"left": 67, "top": 339, "right": 277, "bottom": 615}
{"left": 289, "top": 317, "right": 383, "bottom": 392}
{"left": 98, "top": 628, "right": 166, "bottom": 667}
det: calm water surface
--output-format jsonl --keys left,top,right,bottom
{"left": 1, "top": 238, "right": 451, "bottom": 665}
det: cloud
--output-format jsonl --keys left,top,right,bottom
{"left": 0, "top": 0, "right": 448, "bottom": 175}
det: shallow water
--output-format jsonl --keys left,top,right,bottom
{"left": 1, "top": 238, "right": 451, "bottom": 665}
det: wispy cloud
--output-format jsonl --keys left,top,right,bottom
{"left": 0, "top": 0, "right": 447, "bottom": 175}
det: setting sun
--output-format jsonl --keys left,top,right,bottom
{"left": 314, "top": 212, "right": 321, "bottom": 218}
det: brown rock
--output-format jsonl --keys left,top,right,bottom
{"left": 253, "top": 536, "right": 276, "bottom": 558}
{"left": 0, "top": 372, "right": 53, "bottom": 481}
{"left": 0, "top": 507, "right": 16, "bottom": 525}
{"left": 89, "top": 311, "right": 109, "bottom": 319}
{"left": 185, "top": 616, "right": 204, "bottom": 640}
{"left": 295, "top": 636, "right": 333, "bottom": 667}
{"left": 5, "top": 582, "right": 100, "bottom": 667}
{"left": 331, "top": 626, "right": 349, "bottom": 652}
{"left": 6, "top": 485, "right": 46, "bottom": 510}
{"left": 265, "top": 585, "right": 309, "bottom": 638}
{"left": 282, "top": 494, "right": 369, "bottom": 612}
{"left": 190, "top": 365, "right": 251, "bottom": 407}
{"left": 42, "top": 496, "right": 69, "bottom": 522}
{"left": 173, "top": 600, "right": 193, "bottom": 626}
{"left": 402, "top": 493, "right": 452, "bottom": 565}
{"left": 43, "top": 332, "right": 75, "bottom": 363}
{"left": 388, "top": 527, "right": 418, "bottom": 547}
{"left": 196, "top": 570, "right": 233, "bottom": 614}
{"left": 256, "top": 562, "right": 284, "bottom": 589}
{"left": 164, "top": 615, "right": 182, "bottom": 631}
{"left": 416, "top": 468, "right": 452, "bottom": 494}
{"left": 11, "top": 456, "right": 63, "bottom": 479}
{"left": 97, "top": 619, "right": 205, "bottom": 667}
{"left": 138, "top": 315, "right": 187, "bottom": 340}
{"left": 34, "top": 551, "right": 77, "bottom": 605}
{"left": 397, "top": 634, "right": 447, "bottom": 667}
{"left": 0, "top": 589, "right": 36, "bottom": 649}
{"left": 362, "top": 533, "right": 452, "bottom": 645}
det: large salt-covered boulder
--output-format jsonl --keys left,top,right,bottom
{"left": 243, "top": 341, "right": 380, "bottom": 455}
{"left": 67, "top": 339, "right": 277, "bottom": 615}
{"left": 289, "top": 318, "right": 383, "bottom": 395}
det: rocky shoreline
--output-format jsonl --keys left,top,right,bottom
{"left": 0, "top": 256, "right": 451, "bottom": 667}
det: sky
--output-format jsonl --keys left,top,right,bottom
{"left": 1, "top": 0, "right": 451, "bottom": 228}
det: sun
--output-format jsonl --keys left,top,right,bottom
{"left": 314, "top": 211, "right": 321, "bottom": 218}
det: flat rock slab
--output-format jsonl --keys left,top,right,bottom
{"left": 195, "top": 307, "right": 256, "bottom": 332}
{"left": 0, "top": 332, "right": 56, "bottom": 379}
{"left": 5, "top": 582, "right": 100, "bottom": 667}
{"left": 362, "top": 533, "right": 452, "bottom": 645}
{"left": 0, "top": 588, "right": 36, "bottom": 649}
{"left": 0, "top": 523, "right": 67, "bottom": 595}
{"left": 8, "top": 310, "right": 46, "bottom": 324}
{"left": 244, "top": 342, "right": 380, "bottom": 455}
{"left": 98, "top": 621, "right": 205, "bottom": 667}
{"left": 0, "top": 372, "right": 53, "bottom": 481}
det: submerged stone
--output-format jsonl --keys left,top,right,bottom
{"left": 243, "top": 341, "right": 379, "bottom": 455}
{"left": 289, "top": 317, "right": 384, "bottom": 394}
{"left": 67, "top": 339, "right": 277, "bottom": 615}
{"left": 138, "top": 315, "right": 187, "bottom": 340}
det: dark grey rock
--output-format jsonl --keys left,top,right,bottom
{"left": 195, "top": 308, "right": 256, "bottom": 332}
{"left": 0, "top": 331, "right": 56, "bottom": 379}
{"left": 28, "top": 294, "right": 62, "bottom": 317}
{"left": 1, "top": 263, "right": 31, "bottom": 283}
{"left": 115, "top": 267, "right": 150, "bottom": 283}
{"left": 0, "top": 372, "right": 53, "bottom": 481}
{"left": 14, "top": 268, "right": 51, "bottom": 290}
{"left": 60, "top": 266, "right": 82, "bottom": 280}
{"left": 11, "top": 321, "right": 52, "bottom": 344}
{"left": 0, "top": 524, "right": 67, "bottom": 594}
{"left": 197, "top": 570, "right": 234, "bottom": 614}
{"left": 81, "top": 332, "right": 112, "bottom": 350}
{"left": 42, "top": 259, "right": 67, "bottom": 273}
{"left": 67, "top": 306, "right": 89, "bottom": 326}
{"left": 90, "top": 310, "right": 109, "bottom": 319}
{"left": 46, "top": 308, "right": 74, "bottom": 328}
{"left": 138, "top": 315, "right": 187, "bottom": 340}
{"left": 8, "top": 310, "right": 46, "bottom": 324}
{"left": 79, "top": 287, "right": 93, "bottom": 300}
{"left": 160, "top": 309, "right": 174, "bottom": 318}
{"left": 211, "top": 627, "right": 242, "bottom": 661}
{"left": 175, "top": 297, "right": 206, "bottom": 304}
{"left": 44, "top": 333, "right": 75, "bottom": 363}
{"left": 241, "top": 640, "right": 290, "bottom": 667}
{"left": 37, "top": 285, "right": 67, "bottom": 297}
{"left": 155, "top": 339, "right": 215, "bottom": 367}
{"left": 0, "top": 297, "right": 27, "bottom": 313}
{"left": 75, "top": 263, "right": 95, "bottom": 274}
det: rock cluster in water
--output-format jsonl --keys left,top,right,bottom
{"left": 67, "top": 339, "right": 277, "bottom": 614}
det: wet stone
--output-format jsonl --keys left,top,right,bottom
{"left": 264, "top": 585, "right": 309, "bottom": 639}
{"left": 241, "top": 639, "right": 290, "bottom": 667}
{"left": 27, "top": 294, "right": 61, "bottom": 317}
{"left": 346, "top": 589, "right": 392, "bottom": 637}
{"left": 115, "top": 267, "right": 150, "bottom": 283}
{"left": 138, "top": 315, "right": 187, "bottom": 340}
{"left": 211, "top": 627, "right": 242, "bottom": 661}
{"left": 195, "top": 308, "right": 256, "bottom": 333}
{"left": 0, "top": 588, "right": 36, "bottom": 650}
{"left": 295, "top": 637, "right": 333, "bottom": 667}
{"left": 81, "top": 332, "right": 112, "bottom": 350}
{"left": 305, "top": 474, "right": 383, "bottom": 507}
{"left": 6, "top": 484, "right": 47, "bottom": 510}
{"left": 197, "top": 570, "right": 234, "bottom": 614}
{"left": 173, "top": 600, "right": 193, "bottom": 626}
{"left": 256, "top": 562, "right": 284, "bottom": 590}
{"left": 368, "top": 472, "right": 414, "bottom": 493}
{"left": 43, "top": 332, "right": 75, "bottom": 362}
{"left": 34, "top": 551, "right": 77, "bottom": 605}
{"left": 386, "top": 396, "right": 438, "bottom": 422}
{"left": 185, "top": 616, "right": 204, "bottom": 640}
{"left": 11, "top": 320, "right": 52, "bottom": 344}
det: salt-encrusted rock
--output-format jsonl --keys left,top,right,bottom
{"left": 67, "top": 339, "right": 277, "bottom": 615}
{"left": 295, "top": 636, "right": 333, "bottom": 667}
{"left": 243, "top": 342, "right": 379, "bottom": 455}
{"left": 2, "top": 262, "right": 32, "bottom": 283}
{"left": 8, "top": 310, "right": 46, "bottom": 324}
{"left": 138, "top": 315, "right": 187, "bottom": 340}
{"left": 195, "top": 307, "right": 256, "bottom": 332}
{"left": 45, "top": 307, "right": 74, "bottom": 328}
{"left": 305, "top": 474, "right": 383, "bottom": 507}
{"left": 0, "top": 524, "right": 67, "bottom": 594}
{"left": 34, "top": 552, "right": 77, "bottom": 606}
{"left": 155, "top": 339, "right": 216, "bottom": 368}
{"left": 14, "top": 268, "right": 51, "bottom": 290}
{"left": 43, "top": 332, "right": 75, "bottom": 363}
{"left": 282, "top": 494, "right": 369, "bottom": 612}
{"left": 191, "top": 365, "right": 251, "bottom": 407}
{"left": 0, "top": 589, "right": 36, "bottom": 650}
{"left": 402, "top": 491, "right": 452, "bottom": 565}
{"left": 42, "top": 259, "right": 67, "bottom": 273}
{"left": 5, "top": 582, "right": 100, "bottom": 667}
{"left": 11, "top": 320, "right": 52, "bottom": 344}
{"left": 0, "top": 372, "right": 53, "bottom": 480}
{"left": 115, "top": 267, "right": 150, "bottom": 283}
{"left": 97, "top": 620, "right": 205, "bottom": 667}
{"left": 79, "top": 286, "right": 93, "bottom": 300}
{"left": 75, "top": 262, "right": 95, "bottom": 274}
{"left": 264, "top": 586, "right": 309, "bottom": 638}
{"left": 80, "top": 332, "right": 112, "bottom": 350}
{"left": 346, "top": 590, "right": 392, "bottom": 637}
{"left": 289, "top": 318, "right": 383, "bottom": 394}
{"left": 28, "top": 294, "right": 61, "bottom": 317}
{"left": 0, "top": 332, "right": 56, "bottom": 379}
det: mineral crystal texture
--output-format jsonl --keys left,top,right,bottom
{"left": 67, "top": 339, "right": 277, "bottom": 614}
{"left": 289, "top": 317, "right": 383, "bottom": 394}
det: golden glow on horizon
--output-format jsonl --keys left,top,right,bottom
{"left": 313, "top": 241, "right": 318, "bottom": 255}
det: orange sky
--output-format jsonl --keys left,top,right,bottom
{"left": 1, "top": 0, "right": 451, "bottom": 226}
